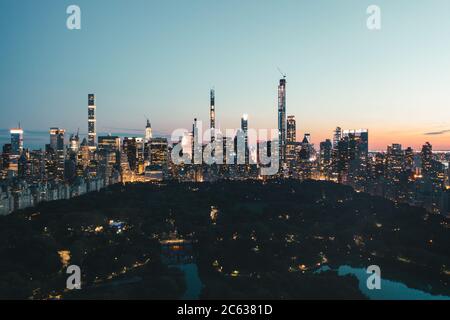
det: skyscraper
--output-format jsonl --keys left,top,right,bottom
{"left": 210, "top": 89, "right": 215, "bottom": 143}
{"left": 88, "top": 94, "right": 96, "bottom": 149}
{"left": 49, "top": 128, "right": 65, "bottom": 152}
{"left": 421, "top": 142, "right": 433, "bottom": 175}
{"left": 319, "top": 139, "right": 332, "bottom": 167}
{"left": 98, "top": 135, "right": 121, "bottom": 152}
{"left": 342, "top": 129, "right": 369, "bottom": 158}
{"left": 146, "top": 137, "right": 168, "bottom": 181}
{"left": 386, "top": 143, "right": 404, "bottom": 183}
{"left": 241, "top": 114, "right": 249, "bottom": 164}
{"left": 319, "top": 139, "right": 332, "bottom": 180}
{"left": 257, "top": 140, "right": 272, "bottom": 165}
{"left": 278, "top": 77, "right": 287, "bottom": 165}
{"left": 97, "top": 136, "right": 120, "bottom": 184}
{"left": 182, "top": 131, "right": 193, "bottom": 161}
{"left": 286, "top": 116, "right": 296, "bottom": 165}
{"left": 1, "top": 144, "right": 12, "bottom": 173}
{"left": 192, "top": 118, "right": 202, "bottom": 164}
{"left": 10, "top": 128, "right": 24, "bottom": 155}
{"left": 286, "top": 116, "right": 296, "bottom": 143}
{"left": 150, "top": 138, "right": 169, "bottom": 166}
{"left": 331, "top": 127, "right": 343, "bottom": 181}
{"left": 123, "top": 137, "right": 138, "bottom": 172}
{"left": 337, "top": 129, "right": 369, "bottom": 185}
{"left": 332, "top": 127, "right": 342, "bottom": 149}
{"left": 49, "top": 128, "right": 65, "bottom": 181}
{"left": 145, "top": 119, "right": 152, "bottom": 143}
{"left": 69, "top": 132, "right": 80, "bottom": 153}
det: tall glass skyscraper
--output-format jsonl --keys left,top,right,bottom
{"left": 241, "top": 114, "right": 249, "bottom": 164}
{"left": 88, "top": 94, "right": 96, "bottom": 149}
{"left": 286, "top": 115, "right": 296, "bottom": 164}
{"left": 10, "top": 128, "right": 24, "bottom": 155}
{"left": 49, "top": 127, "right": 66, "bottom": 181}
{"left": 278, "top": 78, "right": 286, "bottom": 166}
{"left": 333, "top": 127, "right": 342, "bottom": 149}
{"left": 49, "top": 128, "right": 65, "bottom": 152}
{"left": 192, "top": 118, "right": 202, "bottom": 164}
{"left": 342, "top": 129, "right": 369, "bottom": 157}
{"left": 210, "top": 89, "right": 216, "bottom": 143}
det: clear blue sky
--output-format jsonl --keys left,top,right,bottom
{"left": 1, "top": 0, "right": 450, "bottom": 150}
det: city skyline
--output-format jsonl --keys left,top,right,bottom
{"left": 1, "top": 1, "right": 450, "bottom": 302}
{"left": 2, "top": 0, "right": 450, "bottom": 150}
{"left": 1, "top": 82, "right": 449, "bottom": 153}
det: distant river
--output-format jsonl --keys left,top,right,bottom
{"left": 0, "top": 129, "right": 50, "bottom": 150}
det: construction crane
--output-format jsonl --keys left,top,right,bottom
{"left": 277, "top": 67, "right": 286, "bottom": 79}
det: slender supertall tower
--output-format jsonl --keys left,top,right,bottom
{"left": 88, "top": 94, "right": 96, "bottom": 149}
{"left": 210, "top": 89, "right": 215, "bottom": 143}
{"left": 241, "top": 114, "right": 249, "bottom": 164}
{"left": 278, "top": 77, "right": 287, "bottom": 165}
{"left": 192, "top": 118, "right": 202, "bottom": 164}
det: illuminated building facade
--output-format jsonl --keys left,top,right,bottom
{"left": 123, "top": 137, "right": 138, "bottom": 172}
{"left": 69, "top": 133, "right": 80, "bottom": 153}
{"left": 333, "top": 129, "right": 368, "bottom": 186}
{"left": 210, "top": 89, "right": 216, "bottom": 143}
{"left": 10, "top": 128, "right": 24, "bottom": 155}
{"left": 98, "top": 135, "right": 121, "bottom": 183}
{"left": 278, "top": 77, "right": 287, "bottom": 166}
{"left": 136, "top": 138, "right": 145, "bottom": 174}
{"left": 150, "top": 138, "right": 169, "bottom": 167}
{"left": 319, "top": 139, "right": 332, "bottom": 178}
{"left": 145, "top": 138, "right": 168, "bottom": 182}
{"left": 192, "top": 118, "right": 202, "bottom": 164}
{"left": 286, "top": 116, "right": 297, "bottom": 166}
{"left": 88, "top": 94, "right": 96, "bottom": 149}
{"left": 1, "top": 144, "right": 12, "bottom": 178}
{"left": 145, "top": 119, "right": 152, "bottom": 143}
{"left": 241, "top": 114, "right": 249, "bottom": 164}
{"left": 49, "top": 128, "right": 65, "bottom": 181}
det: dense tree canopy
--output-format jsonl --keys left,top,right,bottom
{"left": 0, "top": 179, "right": 448, "bottom": 299}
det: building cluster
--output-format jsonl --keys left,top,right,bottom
{"left": 279, "top": 92, "right": 450, "bottom": 216}
{"left": 0, "top": 95, "right": 114, "bottom": 215}
{"left": 2, "top": 79, "right": 450, "bottom": 216}
{"left": 312, "top": 128, "right": 450, "bottom": 215}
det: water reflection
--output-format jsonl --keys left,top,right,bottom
{"left": 317, "top": 265, "right": 450, "bottom": 300}
{"left": 160, "top": 239, "right": 203, "bottom": 300}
